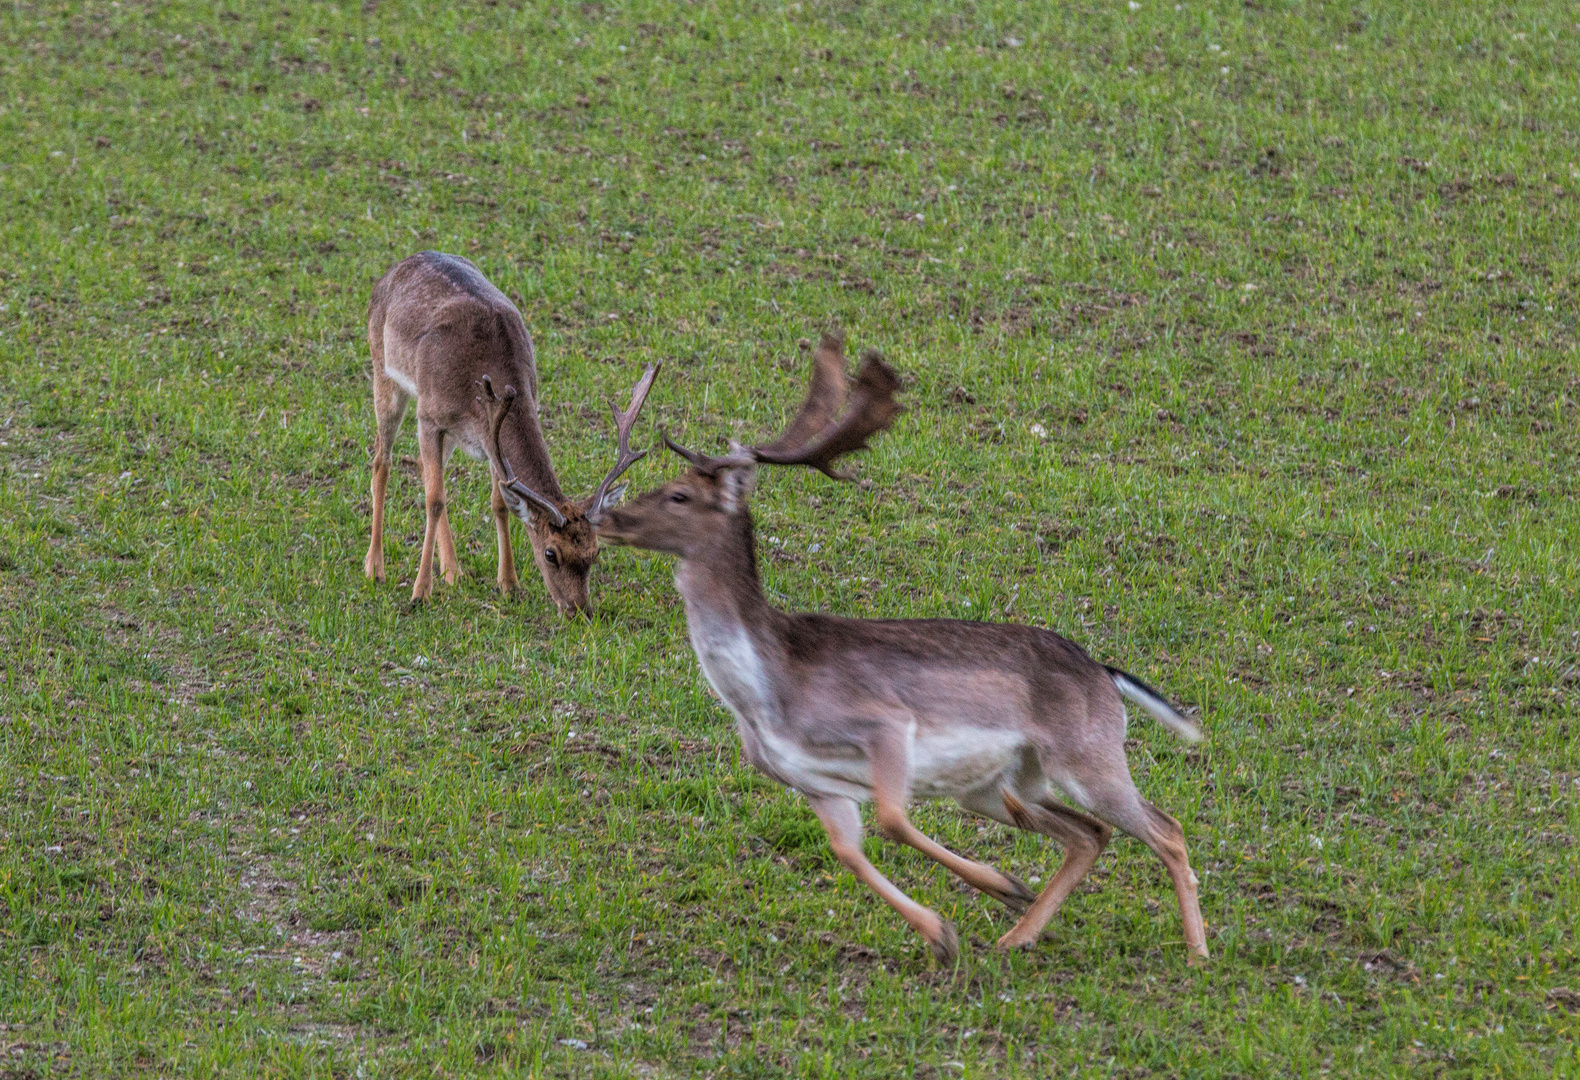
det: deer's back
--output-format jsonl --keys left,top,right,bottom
{"left": 781, "top": 613, "right": 1104, "bottom": 683}
{"left": 780, "top": 613, "right": 1119, "bottom": 741}
{"left": 368, "top": 252, "right": 537, "bottom": 404}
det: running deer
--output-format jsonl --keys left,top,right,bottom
{"left": 364, "top": 251, "right": 658, "bottom": 611}
{"left": 593, "top": 331, "right": 1207, "bottom": 965}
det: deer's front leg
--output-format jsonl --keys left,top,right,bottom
{"left": 432, "top": 434, "right": 461, "bottom": 586}
{"left": 866, "top": 730, "right": 1037, "bottom": 914}
{"left": 412, "top": 423, "right": 448, "bottom": 602}
{"left": 807, "top": 795, "right": 958, "bottom": 965}
{"left": 491, "top": 476, "right": 518, "bottom": 596}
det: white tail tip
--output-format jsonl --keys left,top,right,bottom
{"left": 1110, "top": 670, "right": 1203, "bottom": 744}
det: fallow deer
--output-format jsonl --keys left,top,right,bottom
{"left": 364, "top": 251, "right": 658, "bottom": 612}
{"left": 594, "top": 332, "right": 1208, "bottom": 965}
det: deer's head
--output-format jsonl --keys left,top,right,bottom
{"left": 481, "top": 365, "right": 659, "bottom": 616}
{"left": 595, "top": 332, "right": 901, "bottom": 558}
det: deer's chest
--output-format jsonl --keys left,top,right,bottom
{"left": 691, "top": 624, "right": 778, "bottom": 729}
{"left": 688, "top": 624, "right": 870, "bottom": 799}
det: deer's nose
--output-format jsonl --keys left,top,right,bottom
{"left": 557, "top": 598, "right": 591, "bottom": 619}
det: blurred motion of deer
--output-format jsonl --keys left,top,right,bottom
{"left": 596, "top": 332, "right": 1208, "bottom": 965}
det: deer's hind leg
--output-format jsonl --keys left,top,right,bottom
{"left": 1049, "top": 764, "right": 1208, "bottom": 963}
{"left": 365, "top": 375, "right": 409, "bottom": 583}
{"left": 959, "top": 785, "right": 1111, "bottom": 951}
{"left": 1102, "top": 792, "right": 1207, "bottom": 962}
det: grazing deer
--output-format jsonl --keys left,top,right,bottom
{"left": 364, "top": 251, "right": 658, "bottom": 612}
{"left": 594, "top": 332, "right": 1208, "bottom": 965}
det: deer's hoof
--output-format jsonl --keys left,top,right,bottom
{"left": 364, "top": 556, "right": 385, "bottom": 582}
{"left": 929, "top": 920, "right": 960, "bottom": 966}
{"left": 987, "top": 872, "right": 1037, "bottom": 914}
{"left": 994, "top": 926, "right": 1043, "bottom": 952}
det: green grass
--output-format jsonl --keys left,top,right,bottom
{"left": 2, "top": 0, "right": 1578, "bottom": 1075}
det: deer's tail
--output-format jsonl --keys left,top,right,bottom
{"left": 1107, "top": 666, "right": 1202, "bottom": 744}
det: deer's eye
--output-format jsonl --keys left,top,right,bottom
{"left": 544, "top": 547, "right": 559, "bottom": 566}
{"left": 668, "top": 491, "right": 689, "bottom": 504}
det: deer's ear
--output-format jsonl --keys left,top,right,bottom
{"left": 501, "top": 484, "right": 558, "bottom": 526}
{"left": 718, "top": 464, "right": 757, "bottom": 513}
{"left": 498, "top": 484, "right": 531, "bottom": 520}
{"left": 588, "top": 480, "right": 628, "bottom": 518}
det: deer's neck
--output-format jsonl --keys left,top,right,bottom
{"left": 673, "top": 511, "right": 790, "bottom": 770}
{"left": 497, "top": 405, "right": 566, "bottom": 503}
{"left": 674, "top": 512, "right": 785, "bottom": 709}
{"left": 674, "top": 511, "right": 776, "bottom": 630}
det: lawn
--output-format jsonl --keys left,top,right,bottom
{"left": 2, "top": 0, "right": 1578, "bottom": 1075}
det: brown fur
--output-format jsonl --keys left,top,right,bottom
{"left": 595, "top": 340, "right": 1207, "bottom": 966}
{"left": 363, "top": 251, "right": 643, "bottom": 612}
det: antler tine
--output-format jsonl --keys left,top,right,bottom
{"left": 476, "top": 375, "right": 567, "bottom": 527}
{"left": 661, "top": 431, "right": 753, "bottom": 476}
{"left": 751, "top": 348, "right": 903, "bottom": 480}
{"left": 477, "top": 375, "right": 518, "bottom": 450}
{"left": 590, "top": 363, "right": 662, "bottom": 508}
{"left": 662, "top": 431, "right": 717, "bottom": 472}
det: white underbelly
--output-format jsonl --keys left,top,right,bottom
{"left": 909, "top": 727, "right": 1027, "bottom": 799}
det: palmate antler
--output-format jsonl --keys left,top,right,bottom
{"left": 477, "top": 374, "right": 568, "bottom": 528}
{"left": 664, "top": 330, "right": 903, "bottom": 480}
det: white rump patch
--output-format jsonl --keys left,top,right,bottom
{"left": 383, "top": 365, "right": 419, "bottom": 398}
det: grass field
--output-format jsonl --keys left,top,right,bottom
{"left": 2, "top": 0, "right": 1579, "bottom": 1075}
